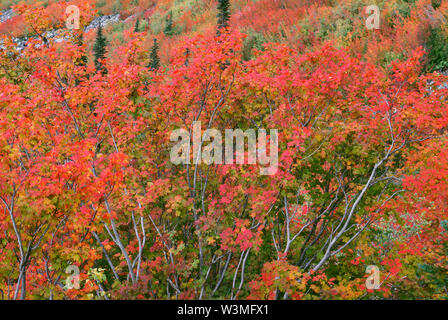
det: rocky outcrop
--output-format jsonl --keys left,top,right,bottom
{"left": 1, "top": 9, "right": 121, "bottom": 32}
{"left": 84, "top": 14, "right": 121, "bottom": 32}
{"left": 0, "top": 9, "right": 14, "bottom": 24}
{"left": 0, "top": 10, "right": 123, "bottom": 51}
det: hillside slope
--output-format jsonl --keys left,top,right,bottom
{"left": 0, "top": 0, "right": 446, "bottom": 301}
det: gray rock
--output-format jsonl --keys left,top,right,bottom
{"left": 84, "top": 14, "right": 121, "bottom": 32}
{"left": 0, "top": 9, "right": 15, "bottom": 24}
{"left": 1, "top": 13, "right": 123, "bottom": 52}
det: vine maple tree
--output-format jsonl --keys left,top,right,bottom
{"left": 0, "top": 1, "right": 446, "bottom": 300}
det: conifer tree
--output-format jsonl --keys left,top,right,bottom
{"left": 184, "top": 48, "right": 190, "bottom": 66}
{"left": 164, "top": 12, "right": 174, "bottom": 36}
{"left": 74, "top": 32, "right": 88, "bottom": 67}
{"left": 217, "top": 0, "right": 230, "bottom": 31}
{"left": 148, "top": 38, "right": 160, "bottom": 70}
{"left": 134, "top": 17, "right": 140, "bottom": 32}
{"left": 432, "top": 0, "right": 441, "bottom": 9}
{"left": 93, "top": 24, "right": 107, "bottom": 74}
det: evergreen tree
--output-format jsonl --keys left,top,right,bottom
{"left": 74, "top": 32, "right": 88, "bottom": 67}
{"left": 164, "top": 12, "right": 174, "bottom": 36}
{"left": 217, "top": 0, "right": 230, "bottom": 31}
{"left": 184, "top": 48, "right": 190, "bottom": 66}
{"left": 148, "top": 38, "right": 160, "bottom": 70}
{"left": 93, "top": 24, "right": 107, "bottom": 74}
{"left": 432, "top": 0, "right": 441, "bottom": 9}
{"left": 134, "top": 17, "right": 140, "bottom": 32}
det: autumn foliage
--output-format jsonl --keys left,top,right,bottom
{"left": 0, "top": 0, "right": 447, "bottom": 300}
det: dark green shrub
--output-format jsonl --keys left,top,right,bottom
{"left": 426, "top": 27, "right": 448, "bottom": 72}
